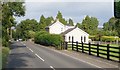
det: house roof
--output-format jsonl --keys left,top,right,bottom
{"left": 61, "top": 27, "right": 76, "bottom": 35}
{"left": 66, "top": 24, "right": 74, "bottom": 26}
{"left": 45, "top": 22, "right": 54, "bottom": 28}
{"left": 45, "top": 19, "right": 63, "bottom": 28}
{"left": 61, "top": 26, "right": 89, "bottom": 36}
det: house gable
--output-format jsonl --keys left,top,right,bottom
{"left": 64, "top": 27, "right": 89, "bottom": 43}
{"left": 47, "top": 20, "right": 65, "bottom": 34}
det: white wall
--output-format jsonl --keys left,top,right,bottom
{"left": 65, "top": 27, "right": 89, "bottom": 43}
{"left": 49, "top": 21, "right": 65, "bottom": 34}
{"left": 49, "top": 20, "right": 74, "bottom": 34}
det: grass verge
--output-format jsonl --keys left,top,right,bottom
{"left": 2, "top": 47, "right": 10, "bottom": 68}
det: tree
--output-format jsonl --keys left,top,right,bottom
{"left": 15, "top": 19, "right": 38, "bottom": 40}
{"left": 56, "top": 11, "right": 67, "bottom": 25}
{"left": 39, "top": 15, "right": 46, "bottom": 30}
{"left": 2, "top": 2, "right": 25, "bottom": 47}
{"left": 39, "top": 15, "right": 54, "bottom": 30}
{"left": 114, "top": 1, "right": 120, "bottom": 37}
{"left": 103, "top": 17, "right": 118, "bottom": 36}
{"left": 45, "top": 16, "right": 54, "bottom": 25}
{"left": 81, "top": 15, "right": 99, "bottom": 35}
{"left": 56, "top": 11, "right": 62, "bottom": 19}
{"left": 114, "top": 0, "right": 120, "bottom": 18}
{"left": 76, "top": 23, "right": 82, "bottom": 29}
{"left": 115, "top": 19, "right": 120, "bottom": 37}
{"left": 68, "top": 18, "right": 74, "bottom": 26}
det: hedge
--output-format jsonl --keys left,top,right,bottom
{"left": 101, "top": 36, "right": 119, "bottom": 42}
{"left": 89, "top": 35, "right": 119, "bottom": 42}
{"left": 34, "top": 31, "right": 63, "bottom": 47}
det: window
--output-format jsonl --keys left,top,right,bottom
{"left": 69, "top": 36, "right": 70, "bottom": 42}
{"left": 84, "top": 36, "right": 86, "bottom": 42}
{"left": 81, "top": 36, "right": 83, "bottom": 42}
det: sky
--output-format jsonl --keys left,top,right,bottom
{"left": 15, "top": 0, "right": 114, "bottom": 27}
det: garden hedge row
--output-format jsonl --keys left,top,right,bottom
{"left": 89, "top": 35, "right": 119, "bottom": 42}
{"left": 34, "top": 31, "right": 63, "bottom": 47}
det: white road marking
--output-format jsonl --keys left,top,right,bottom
{"left": 29, "top": 48, "right": 33, "bottom": 52}
{"left": 30, "top": 43, "right": 118, "bottom": 68}
{"left": 50, "top": 66, "right": 55, "bottom": 70}
{"left": 35, "top": 54, "right": 45, "bottom": 61}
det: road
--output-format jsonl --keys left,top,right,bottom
{"left": 5, "top": 41, "right": 117, "bottom": 70}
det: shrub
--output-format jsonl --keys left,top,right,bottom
{"left": 34, "top": 31, "right": 63, "bottom": 47}
{"left": 89, "top": 35, "right": 96, "bottom": 41}
{"left": 2, "top": 47, "right": 10, "bottom": 68}
{"left": 101, "top": 36, "right": 119, "bottom": 42}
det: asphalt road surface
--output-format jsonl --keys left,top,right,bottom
{"left": 5, "top": 41, "right": 117, "bottom": 70}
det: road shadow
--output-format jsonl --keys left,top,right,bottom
{"left": 10, "top": 42, "right": 26, "bottom": 50}
{"left": 5, "top": 52, "right": 35, "bottom": 68}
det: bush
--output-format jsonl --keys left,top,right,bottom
{"left": 2, "top": 47, "right": 10, "bottom": 68}
{"left": 34, "top": 31, "right": 63, "bottom": 47}
{"left": 89, "top": 35, "right": 96, "bottom": 41}
{"left": 101, "top": 36, "right": 119, "bottom": 42}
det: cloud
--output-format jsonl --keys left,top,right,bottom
{"left": 25, "top": 0, "right": 113, "bottom": 2}
{"left": 16, "top": 2, "right": 113, "bottom": 27}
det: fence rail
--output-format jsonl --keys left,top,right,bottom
{"left": 62, "top": 40, "right": 120, "bottom": 62}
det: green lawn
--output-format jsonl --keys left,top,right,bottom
{"left": 67, "top": 43, "right": 119, "bottom": 61}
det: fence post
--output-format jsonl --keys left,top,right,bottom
{"left": 65, "top": 42, "right": 68, "bottom": 50}
{"left": 82, "top": 42, "right": 84, "bottom": 53}
{"left": 76, "top": 41, "right": 78, "bottom": 52}
{"left": 72, "top": 36, "right": 74, "bottom": 50}
{"left": 89, "top": 42, "right": 91, "bottom": 55}
{"left": 97, "top": 43, "right": 99, "bottom": 57}
{"left": 107, "top": 44, "right": 110, "bottom": 60}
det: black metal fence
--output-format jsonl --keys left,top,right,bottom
{"left": 62, "top": 38, "right": 120, "bottom": 63}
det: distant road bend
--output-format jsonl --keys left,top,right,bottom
{"left": 5, "top": 41, "right": 119, "bottom": 70}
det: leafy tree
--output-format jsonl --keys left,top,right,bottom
{"left": 114, "top": 0, "right": 120, "bottom": 18}
{"left": 39, "top": 15, "right": 46, "bottom": 30}
{"left": 115, "top": 19, "right": 120, "bottom": 37}
{"left": 39, "top": 15, "right": 54, "bottom": 30}
{"left": 68, "top": 18, "right": 74, "bottom": 26}
{"left": 114, "top": 1, "right": 120, "bottom": 37}
{"left": 81, "top": 15, "right": 99, "bottom": 35}
{"left": 56, "top": 11, "right": 67, "bottom": 25}
{"left": 76, "top": 23, "right": 82, "bottom": 29}
{"left": 103, "top": 17, "right": 118, "bottom": 36}
{"left": 2, "top": 2, "right": 25, "bottom": 47}
{"left": 45, "top": 16, "right": 54, "bottom": 25}
{"left": 56, "top": 11, "right": 62, "bottom": 19}
{"left": 15, "top": 19, "right": 38, "bottom": 40}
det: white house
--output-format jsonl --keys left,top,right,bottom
{"left": 45, "top": 20, "right": 89, "bottom": 43}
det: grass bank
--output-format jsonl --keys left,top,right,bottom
{"left": 1, "top": 47, "right": 10, "bottom": 68}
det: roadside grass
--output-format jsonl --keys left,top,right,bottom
{"left": 0, "top": 52, "right": 2, "bottom": 70}
{"left": 2, "top": 47, "right": 10, "bottom": 68}
{"left": 67, "top": 43, "right": 119, "bottom": 61}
